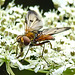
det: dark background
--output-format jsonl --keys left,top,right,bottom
{"left": 1, "top": 0, "right": 55, "bottom": 75}
{"left": 2, "top": 0, "right": 55, "bottom": 12}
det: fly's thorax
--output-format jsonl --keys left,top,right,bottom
{"left": 25, "top": 31, "right": 35, "bottom": 40}
{"left": 17, "top": 35, "right": 31, "bottom": 45}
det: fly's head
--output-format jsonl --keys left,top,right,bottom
{"left": 17, "top": 35, "right": 31, "bottom": 46}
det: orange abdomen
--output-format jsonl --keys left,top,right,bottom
{"left": 36, "top": 35, "right": 55, "bottom": 41}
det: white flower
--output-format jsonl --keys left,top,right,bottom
{"left": 52, "top": 64, "right": 72, "bottom": 75}
{"left": 0, "top": 0, "right": 75, "bottom": 75}
{"left": 0, "top": 0, "right": 5, "bottom": 6}
{"left": 34, "top": 66, "right": 40, "bottom": 73}
{"left": 52, "top": 0, "right": 67, "bottom": 8}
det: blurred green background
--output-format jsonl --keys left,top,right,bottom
{"left": 0, "top": 63, "right": 46, "bottom": 75}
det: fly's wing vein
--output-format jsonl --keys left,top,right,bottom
{"left": 42, "top": 27, "right": 71, "bottom": 35}
{"left": 25, "top": 10, "right": 43, "bottom": 32}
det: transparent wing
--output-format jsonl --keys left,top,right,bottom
{"left": 25, "top": 10, "right": 43, "bottom": 32}
{"left": 42, "top": 27, "right": 71, "bottom": 35}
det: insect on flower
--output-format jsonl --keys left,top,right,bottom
{"left": 15, "top": 10, "right": 71, "bottom": 66}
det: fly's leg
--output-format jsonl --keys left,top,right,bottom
{"left": 16, "top": 47, "right": 23, "bottom": 58}
{"left": 49, "top": 41, "right": 52, "bottom": 49}
{"left": 34, "top": 40, "right": 52, "bottom": 48}
{"left": 16, "top": 44, "right": 18, "bottom": 56}
{"left": 24, "top": 46, "right": 31, "bottom": 59}
{"left": 10, "top": 41, "right": 18, "bottom": 56}
{"left": 41, "top": 45, "right": 50, "bottom": 67}
{"left": 33, "top": 41, "right": 51, "bottom": 66}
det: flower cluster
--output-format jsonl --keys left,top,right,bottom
{"left": 0, "top": 0, "right": 75, "bottom": 75}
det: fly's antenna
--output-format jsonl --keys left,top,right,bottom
{"left": 10, "top": 41, "right": 17, "bottom": 45}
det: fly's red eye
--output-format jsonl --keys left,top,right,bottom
{"left": 23, "top": 36, "right": 31, "bottom": 45}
